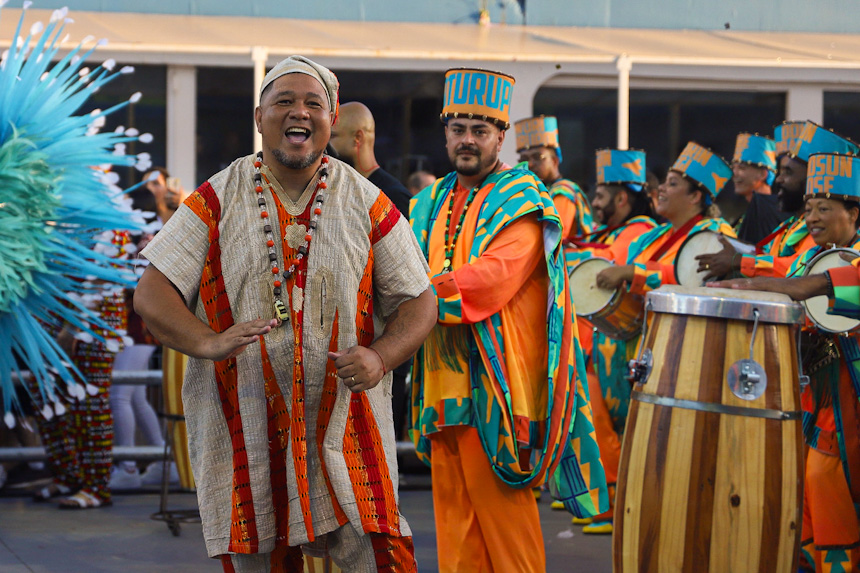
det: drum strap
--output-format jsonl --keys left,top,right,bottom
{"left": 631, "top": 390, "right": 801, "bottom": 420}
{"left": 649, "top": 215, "right": 702, "bottom": 262}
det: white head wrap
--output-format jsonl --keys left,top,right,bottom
{"left": 260, "top": 55, "right": 339, "bottom": 120}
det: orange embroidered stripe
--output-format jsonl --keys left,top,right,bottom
{"left": 370, "top": 533, "right": 417, "bottom": 572}
{"left": 342, "top": 254, "right": 400, "bottom": 535}
{"left": 369, "top": 193, "right": 401, "bottom": 245}
{"left": 259, "top": 337, "right": 291, "bottom": 543}
{"left": 317, "top": 310, "right": 349, "bottom": 526}
{"left": 269, "top": 189, "right": 314, "bottom": 540}
{"left": 194, "top": 182, "right": 259, "bottom": 552}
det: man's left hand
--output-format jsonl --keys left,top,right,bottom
{"left": 328, "top": 346, "right": 386, "bottom": 393}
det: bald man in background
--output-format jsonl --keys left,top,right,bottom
{"left": 329, "top": 101, "right": 412, "bottom": 217}
{"left": 329, "top": 101, "right": 415, "bottom": 442}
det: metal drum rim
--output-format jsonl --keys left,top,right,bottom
{"left": 645, "top": 289, "right": 805, "bottom": 324}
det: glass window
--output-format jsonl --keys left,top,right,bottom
{"left": 196, "top": 67, "right": 254, "bottom": 184}
{"left": 824, "top": 92, "right": 860, "bottom": 142}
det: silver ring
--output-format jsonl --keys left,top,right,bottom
{"left": 350, "top": 376, "right": 356, "bottom": 384}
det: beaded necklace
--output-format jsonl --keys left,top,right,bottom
{"left": 442, "top": 183, "right": 479, "bottom": 272}
{"left": 254, "top": 151, "right": 329, "bottom": 325}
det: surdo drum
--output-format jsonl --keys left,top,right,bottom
{"left": 568, "top": 257, "right": 643, "bottom": 340}
{"left": 615, "top": 285, "right": 805, "bottom": 573}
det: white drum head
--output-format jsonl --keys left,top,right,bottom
{"left": 674, "top": 232, "right": 755, "bottom": 286}
{"left": 569, "top": 257, "right": 615, "bottom": 316}
{"left": 675, "top": 231, "right": 724, "bottom": 287}
{"left": 803, "top": 249, "right": 860, "bottom": 333}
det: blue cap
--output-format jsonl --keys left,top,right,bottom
{"left": 805, "top": 153, "right": 860, "bottom": 201}
{"left": 790, "top": 121, "right": 859, "bottom": 163}
{"left": 670, "top": 142, "right": 732, "bottom": 199}
{"left": 733, "top": 133, "right": 777, "bottom": 171}
{"left": 596, "top": 149, "right": 646, "bottom": 190}
{"left": 773, "top": 121, "right": 805, "bottom": 158}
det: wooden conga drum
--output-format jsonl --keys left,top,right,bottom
{"left": 162, "top": 347, "right": 195, "bottom": 489}
{"left": 615, "top": 285, "right": 805, "bottom": 573}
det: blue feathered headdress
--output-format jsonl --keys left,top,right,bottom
{"left": 0, "top": 4, "right": 152, "bottom": 426}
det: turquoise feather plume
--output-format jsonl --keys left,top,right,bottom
{"left": 0, "top": 5, "right": 151, "bottom": 425}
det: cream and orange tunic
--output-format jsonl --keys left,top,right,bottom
{"left": 142, "top": 156, "right": 429, "bottom": 557}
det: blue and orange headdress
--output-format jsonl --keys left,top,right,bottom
{"left": 595, "top": 149, "right": 647, "bottom": 193}
{"left": 515, "top": 115, "right": 561, "bottom": 160}
{"left": 670, "top": 142, "right": 732, "bottom": 205}
{"left": 790, "top": 121, "right": 859, "bottom": 164}
{"left": 733, "top": 133, "right": 777, "bottom": 172}
{"left": 805, "top": 153, "right": 860, "bottom": 203}
{"left": 441, "top": 68, "right": 515, "bottom": 130}
{"left": 773, "top": 121, "right": 805, "bottom": 158}
{"left": 734, "top": 133, "right": 777, "bottom": 185}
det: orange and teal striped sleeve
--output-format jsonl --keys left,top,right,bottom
{"left": 738, "top": 217, "right": 814, "bottom": 278}
{"left": 627, "top": 218, "right": 735, "bottom": 294}
{"left": 827, "top": 263, "right": 860, "bottom": 319}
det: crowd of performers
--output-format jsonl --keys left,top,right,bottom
{"left": 8, "top": 15, "right": 860, "bottom": 568}
{"left": 523, "top": 108, "right": 860, "bottom": 569}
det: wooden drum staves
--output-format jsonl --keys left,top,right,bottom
{"left": 614, "top": 285, "right": 805, "bottom": 573}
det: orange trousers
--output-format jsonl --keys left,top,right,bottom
{"left": 430, "top": 426, "right": 545, "bottom": 573}
{"left": 801, "top": 448, "right": 860, "bottom": 572}
{"left": 587, "top": 364, "right": 619, "bottom": 521}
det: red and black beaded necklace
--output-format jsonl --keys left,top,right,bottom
{"left": 442, "top": 184, "right": 479, "bottom": 273}
{"left": 253, "top": 151, "right": 329, "bottom": 325}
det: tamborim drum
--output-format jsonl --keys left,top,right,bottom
{"left": 615, "top": 285, "right": 804, "bottom": 573}
{"left": 802, "top": 247, "right": 860, "bottom": 334}
{"left": 568, "top": 257, "right": 643, "bottom": 340}
{"left": 675, "top": 231, "right": 755, "bottom": 287}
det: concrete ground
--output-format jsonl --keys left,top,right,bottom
{"left": 0, "top": 476, "right": 612, "bottom": 572}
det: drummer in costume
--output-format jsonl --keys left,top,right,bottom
{"left": 410, "top": 68, "right": 608, "bottom": 572}
{"left": 699, "top": 121, "right": 858, "bottom": 281}
{"left": 515, "top": 115, "right": 596, "bottom": 240}
{"left": 731, "top": 133, "right": 789, "bottom": 244}
{"left": 596, "top": 141, "right": 736, "bottom": 294}
{"left": 558, "top": 149, "right": 656, "bottom": 533}
{"left": 713, "top": 152, "right": 860, "bottom": 572}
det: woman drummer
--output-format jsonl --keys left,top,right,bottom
{"left": 712, "top": 151, "right": 860, "bottom": 571}
{"left": 595, "top": 142, "right": 735, "bottom": 294}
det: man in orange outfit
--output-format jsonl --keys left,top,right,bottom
{"left": 410, "top": 68, "right": 608, "bottom": 572}
{"left": 560, "top": 149, "right": 656, "bottom": 534}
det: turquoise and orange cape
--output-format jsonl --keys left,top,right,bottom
{"left": 410, "top": 167, "right": 608, "bottom": 517}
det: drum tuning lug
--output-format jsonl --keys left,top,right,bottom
{"left": 627, "top": 348, "right": 653, "bottom": 385}
{"left": 727, "top": 359, "right": 767, "bottom": 401}
{"left": 798, "top": 375, "right": 810, "bottom": 389}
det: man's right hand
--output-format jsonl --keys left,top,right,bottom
{"left": 201, "top": 318, "right": 278, "bottom": 361}
{"left": 695, "top": 236, "right": 738, "bottom": 281}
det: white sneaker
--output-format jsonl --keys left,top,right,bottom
{"left": 109, "top": 466, "right": 142, "bottom": 491}
{"left": 141, "top": 461, "right": 179, "bottom": 486}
